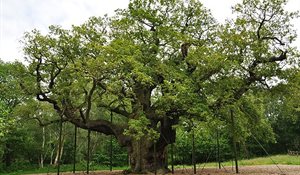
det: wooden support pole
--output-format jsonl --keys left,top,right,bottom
{"left": 217, "top": 128, "right": 221, "bottom": 169}
{"left": 110, "top": 112, "right": 113, "bottom": 171}
{"left": 73, "top": 125, "right": 77, "bottom": 173}
{"left": 171, "top": 143, "right": 174, "bottom": 174}
{"left": 164, "top": 146, "right": 168, "bottom": 170}
{"left": 154, "top": 141, "right": 157, "bottom": 175}
{"left": 87, "top": 129, "right": 91, "bottom": 174}
{"left": 57, "top": 117, "right": 63, "bottom": 175}
{"left": 192, "top": 129, "right": 196, "bottom": 174}
{"left": 230, "top": 109, "right": 239, "bottom": 174}
{"left": 128, "top": 154, "right": 131, "bottom": 168}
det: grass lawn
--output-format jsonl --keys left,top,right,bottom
{"left": 1, "top": 155, "right": 300, "bottom": 175}
{"left": 175, "top": 155, "right": 300, "bottom": 169}
{"left": 0, "top": 163, "right": 128, "bottom": 175}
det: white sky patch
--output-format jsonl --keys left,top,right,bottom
{"left": 0, "top": 0, "right": 130, "bottom": 62}
{"left": 0, "top": 0, "right": 299, "bottom": 62}
{"left": 286, "top": 0, "right": 300, "bottom": 49}
{"left": 201, "top": 0, "right": 241, "bottom": 23}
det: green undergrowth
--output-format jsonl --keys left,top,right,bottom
{"left": 175, "top": 155, "right": 300, "bottom": 169}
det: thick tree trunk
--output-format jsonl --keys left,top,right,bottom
{"left": 125, "top": 116, "right": 178, "bottom": 173}
{"left": 128, "top": 139, "right": 169, "bottom": 173}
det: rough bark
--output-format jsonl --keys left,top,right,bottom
{"left": 128, "top": 139, "right": 169, "bottom": 173}
{"left": 126, "top": 115, "right": 177, "bottom": 173}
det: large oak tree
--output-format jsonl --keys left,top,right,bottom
{"left": 23, "top": 0, "right": 298, "bottom": 173}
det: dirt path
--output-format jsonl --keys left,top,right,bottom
{"left": 28, "top": 165, "right": 300, "bottom": 175}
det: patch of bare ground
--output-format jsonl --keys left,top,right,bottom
{"left": 27, "top": 165, "right": 300, "bottom": 175}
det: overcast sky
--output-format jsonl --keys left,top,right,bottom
{"left": 0, "top": 0, "right": 299, "bottom": 62}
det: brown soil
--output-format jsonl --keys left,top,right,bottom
{"left": 27, "top": 165, "right": 300, "bottom": 175}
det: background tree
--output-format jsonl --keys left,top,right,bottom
{"left": 265, "top": 66, "right": 300, "bottom": 154}
{"left": 196, "top": 0, "right": 299, "bottom": 152}
{"left": 0, "top": 60, "right": 26, "bottom": 167}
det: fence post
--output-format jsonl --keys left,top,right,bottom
{"left": 217, "top": 128, "right": 221, "bottom": 169}
{"left": 57, "top": 117, "right": 63, "bottom": 175}
{"left": 192, "top": 129, "right": 196, "bottom": 174}
{"left": 171, "top": 143, "right": 174, "bottom": 174}
{"left": 73, "top": 125, "right": 77, "bottom": 173}
{"left": 110, "top": 112, "right": 113, "bottom": 171}
{"left": 87, "top": 129, "right": 91, "bottom": 174}
{"left": 230, "top": 109, "right": 239, "bottom": 174}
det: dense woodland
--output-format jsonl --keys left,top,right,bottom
{"left": 1, "top": 0, "right": 300, "bottom": 173}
